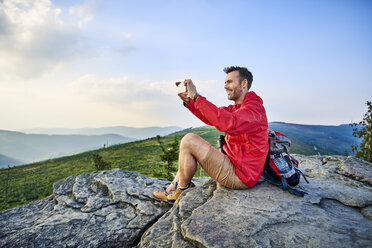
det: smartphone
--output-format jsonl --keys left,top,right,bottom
{"left": 177, "top": 83, "right": 187, "bottom": 94}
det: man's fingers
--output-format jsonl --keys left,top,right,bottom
{"left": 178, "top": 92, "right": 188, "bottom": 98}
{"left": 178, "top": 93, "right": 189, "bottom": 102}
{"left": 184, "top": 79, "right": 191, "bottom": 86}
{"left": 178, "top": 92, "right": 190, "bottom": 105}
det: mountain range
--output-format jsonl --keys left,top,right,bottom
{"left": 20, "top": 126, "right": 184, "bottom": 140}
{"left": 0, "top": 123, "right": 363, "bottom": 210}
{"left": 0, "top": 130, "right": 138, "bottom": 168}
{"left": 268, "top": 122, "right": 360, "bottom": 155}
{"left": 0, "top": 123, "right": 361, "bottom": 168}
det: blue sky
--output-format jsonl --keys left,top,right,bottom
{"left": 0, "top": 0, "right": 371, "bottom": 130}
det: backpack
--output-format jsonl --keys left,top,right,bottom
{"left": 219, "top": 131, "right": 309, "bottom": 196}
{"left": 258, "top": 131, "right": 309, "bottom": 197}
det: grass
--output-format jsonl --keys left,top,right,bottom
{"left": 0, "top": 127, "right": 222, "bottom": 211}
{"left": 0, "top": 125, "right": 326, "bottom": 211}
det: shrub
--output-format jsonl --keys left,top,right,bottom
{"left": 92, "top": 153, "right": 112, "bottom": 171}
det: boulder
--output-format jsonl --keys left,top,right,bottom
{"left": 139, "top": 155, "right": 372, "bottom": 248}
{"left": 1, "top": 155, "right": 371, "bottom": 248}
{"left": 0, "top": 169, "right": 174, "bottom": 247}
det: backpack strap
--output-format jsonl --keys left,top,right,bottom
{"left": 256, "top": 171, "right": 308, "bottom": 197}
{"left": 295, "top": 167, "right": 309, "bottom": 183}
{"left": 219, "top": 135, "right": 226, "bottom": 155}
{"left": 256, "top": 170, "right": 282, "bottom": 187}
{"left": 255, "top": 179, "right": 266, "bottom": 186}
{"left": 280, "top": 175, "right": 308, "bottom": 197}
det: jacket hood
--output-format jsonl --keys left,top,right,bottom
{"left": 242, "top": 91, "right": 263, "bottom": 105}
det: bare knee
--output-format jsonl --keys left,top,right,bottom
{"left": 180, "top": 133, "right": 212, "bottom": 164}
{"left": 180, "top": 133, "right": 201, "bottom": 150}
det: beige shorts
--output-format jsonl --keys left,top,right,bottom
{"left": 199, "top": 146, "right": 248, "bottom": 190}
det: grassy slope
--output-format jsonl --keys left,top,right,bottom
{"left": 269, "top": 122, "right": 358, "bottom": 155}
{"left": 0, "top": 127, "right": 222, "bottom": 211}
{"left": 0, "top": 124, "right": 349, "bottom": 211}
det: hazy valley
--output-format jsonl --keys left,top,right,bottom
{"left": 0, "top": 126, "right": 184, "bottom": 168}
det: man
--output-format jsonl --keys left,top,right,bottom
{"left": 153, "top": 66, "right": 269, "bottom": 202}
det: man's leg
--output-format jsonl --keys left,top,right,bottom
{"left": 164, "top": 133, "right": 211, "bottom": 201}
{"left": 155, "top": 133, "right": 210, "bottom": 200}
{"left": 164, "top": 171, "right": 179, "bottom": 194}
{"left": 177, "top": 133, "right": 211, "bottom": 187}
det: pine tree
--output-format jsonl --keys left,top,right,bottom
{"left": 92, "top": 154, "right": 112, "bottom": 171}
{"left": 350, "top": 101, "right": 372, "bottom": 163}
{"left": 155, "top": 135, "right": 179, "bottom": 181}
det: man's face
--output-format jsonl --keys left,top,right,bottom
{"left": 224, "top": 71, "right": 244, "bottom": 101}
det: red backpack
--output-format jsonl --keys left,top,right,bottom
{"left": 257, "top": 131, "right": 309, "bottom": 197}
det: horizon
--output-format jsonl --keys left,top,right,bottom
{"left": 1, "top": 0, "right": 371, "bottom": 130}
{"left": 0, "top": 121, "right": 357, "bottom": 133}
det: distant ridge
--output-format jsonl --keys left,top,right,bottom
{"left": 0, "top": 153, "right": 22, "bottom": 168}
{"left": 20, "top": 126, "right": 184, "bottom": 140}
{"left": 268, "top": 122, "right": 360, "bottom": 155}
{"left": 270, "top": 121, "right": 350, "bottom": 127}
{"left": 2, "top": 123, "right": 361, "bottom": 168}
{"left": 0, "top": 130, "right": 135, "bottom": 167}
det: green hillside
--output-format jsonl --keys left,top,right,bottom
{"left": 269, "top": 122, "right": 359, "bottom": 155}
{"left": 0, "top": 123, "right": 359, "bottom": 211}
{"left": 0, "top": 130, "right": 135, "bottom": 166}
{"left": 0, "top": 127, "right": 222, "bottom": 211}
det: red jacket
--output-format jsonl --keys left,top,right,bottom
{"left": 186, "top": 91, "right": 269, "bottom": 187}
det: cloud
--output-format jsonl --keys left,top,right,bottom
{"left": 123, "top": 33, "right": 133, "bottom": 40}
{"left": 72, "top": 75, "right": 176, "bottom": 106}
{"left": 111, "top": 32, "right": 137, "bottom": 56}
{"left": 68, "top": 75, "right": 228, "bottom": 128}
{"left": 69, "top": 0, "right": 100, "bottom": 28}
{"left": 0, "top": 70, "right": 226, "bottom": 129}
{"left": 0, "top": 0, "right": 96, "bottom": 80}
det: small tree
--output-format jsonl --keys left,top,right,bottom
{"left": 350, "top": 101, "right": 372, "bottom": 163}
{"left": 155, "top": 135, "right": 179, "bottom": 181}
{"left": 92, "top": 153, "right": 112, "bottom": 171}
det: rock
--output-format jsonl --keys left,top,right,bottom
{"left": 139, "top": 180, "right": 217, "bottom": 248}
{"left": 0, "top": 169, "right": 173, "bottom": 247}
{"left": 139, "top": 155, "right": 372, "bottom": 248}
{"left": 337, "top": 157, "right": 372, "bottom": 185}
{"left": 1, "top": 156, "right": 372, "bottom": 248}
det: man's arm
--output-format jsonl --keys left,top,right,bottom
{"left": 176, "top": 80, "right": 212, "bottom": 126}
{"left": 192, "top": 96, "right": 264, "bottom": 135}
{"left": 185, "top": 97, "right": 213, "bottom": 125}
{"left": 176, "top": 79, "right": 263, "bottom": 132}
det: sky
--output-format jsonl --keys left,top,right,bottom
{"left": 0, "top": 0, "right": 371, "bottom": 130}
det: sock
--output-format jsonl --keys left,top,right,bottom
{"left": 179, "top": 183, "right": 191, "bottom": 190}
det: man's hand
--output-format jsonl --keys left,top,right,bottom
{"left": 184, "top": 79, "right": 198, "bottom": 101}
{"left": 176, "top": 81, "right": 190, "bottom": 105}
{"left": 176, "top": 79, "right": 199, "bottom": 106}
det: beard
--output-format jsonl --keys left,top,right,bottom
{"left": 227, "top": 87, "right": 243, "bottom": 101}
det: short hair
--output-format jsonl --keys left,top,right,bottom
{"left": 223, "top": 66, "right": 253, "bottom": 90}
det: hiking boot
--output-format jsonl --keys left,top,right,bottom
{"left": 166, "top": 182, "right": 195, "bottom": 202}
{"left": 152, "top": 190, "right": 168, "bottom": 200}
{"left": 153, "top": 182, "right": 177, "bottom": 201}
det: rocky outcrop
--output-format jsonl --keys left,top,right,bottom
{"left": 0, "top": 169, "right": 177, "bottom": 247}
{"left": 1, "top": 155, "right": 372, "bottom": 247}
{"left": 140, "top": 155, "right": 372, "bottom": 248}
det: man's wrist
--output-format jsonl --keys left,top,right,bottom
{"left": 193, "top": 93, "right": 200, "bottom": 102}
{"left": 183, "top": 99, "right": 190, "bottom": 107}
